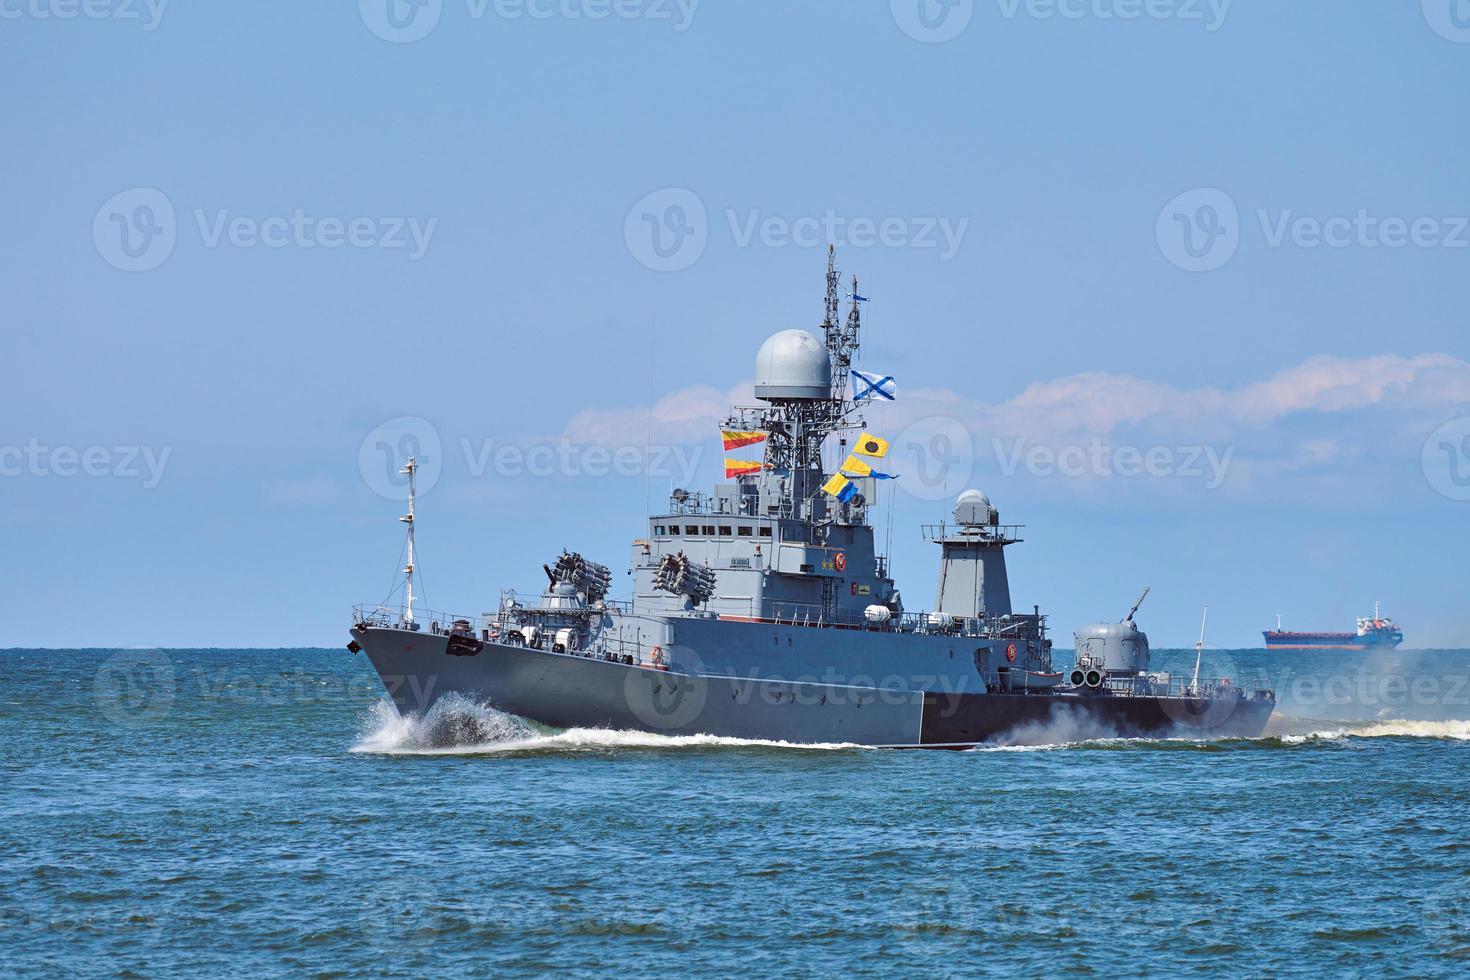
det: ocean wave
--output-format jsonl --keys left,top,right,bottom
{"left": 350, "top": 695, "right": 866, "bottom": 756}
{"left": 1278, "top": 719, "right": 1470, "bottom": 744}
{"left": 966, "top": 718, "right": 1470, "bottom": 752}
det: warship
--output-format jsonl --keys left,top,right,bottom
{"left": 348, "top": 249, "right": 1276, "bottom": 747}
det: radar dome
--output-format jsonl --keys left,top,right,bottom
{"left": 754, "top": 329, "right": 832, "bottom": 401}
{"left": 954, "top": 489, "right": 992, "bottom": 526}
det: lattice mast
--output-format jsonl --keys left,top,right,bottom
{"left": 726, "top": 247, "right": 867, "bottom": 497}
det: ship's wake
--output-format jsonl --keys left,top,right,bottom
{"left": 968, "top": 715, "right": 1470, "bottom": 752}
{"left": 350, "top": 695, "right": 866, "bottom": 756}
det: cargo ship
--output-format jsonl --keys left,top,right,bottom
{"left": 1262, "top": 603, "right": 1404, "bottom": 651}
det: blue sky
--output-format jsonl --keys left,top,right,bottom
{"left": 3, "top": 1, "right": 1468, "bottom": 648}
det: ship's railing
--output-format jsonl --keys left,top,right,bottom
{"left": 352, "top": 603, "right": 480, "bottom": 635}
{"left": 485, "top": 606, "right": 670, "bottom": 669}
{"left": 755, "top": 600, "right": 1047, "bottom": 639}
{"left": 1087, "top": 671, "right": 1275, "bottom": 701}
{"left": 921, "top": 522, "right": 1025, "bottom": 544}
{"left": 495, "top": 589, "right": 633, "bottom": 616}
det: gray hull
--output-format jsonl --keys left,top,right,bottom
{"left": 355, "top": 626, "right": 1276, "bottom": 748}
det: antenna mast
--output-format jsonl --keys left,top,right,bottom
{"left": 1190, "top": 606, "right": 1208, "bottom": 695}
{"left": 400, "top": 457, "right": 417, "bottom": 624}
{"left": 820, "top": 246, "right": 863, "bottom": 407}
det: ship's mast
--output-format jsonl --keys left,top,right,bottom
{"left": 400, "top": 457, "right": 417, "bottom": 624}
{"left": 1190, "top": 606, "right": 1208, "bottom": 695}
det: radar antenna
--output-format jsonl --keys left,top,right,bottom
{"left": 1122, "top": 586, "right": 1150, "bottom": 624}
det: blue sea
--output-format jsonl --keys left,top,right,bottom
{"left": 4, "top": 647, "right": 1470, "bottom": 977}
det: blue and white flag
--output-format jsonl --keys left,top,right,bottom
{"left": 851, "top": 369, "right": 896, "bottom": 401}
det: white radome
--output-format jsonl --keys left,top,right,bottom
{"left": 754, "top": 329, "right": 832, "bottom": 400}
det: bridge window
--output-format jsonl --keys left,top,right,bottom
{"left": 702, "top": 525, "right": 716, "bottom": 535}
{"left": 719, "top": 526, "right": 733, "bottom": 537}
{"left": 685, "top": 525, "right": 699, "bottom": 535}
{"left": 737, "top": 526, "right": 753, "bottom": 537}
{"left": 758, "top": 526, "right": 772, "bottom": 537}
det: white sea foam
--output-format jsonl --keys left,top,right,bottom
{"left": 965, "top": 717, "right": 1470, "bottom": 751}
{"left": 350, "top": 695, "right": 866, "bottom": 756}
{"left": 1279, "top": 719, "right": 1470, "bottom": 744}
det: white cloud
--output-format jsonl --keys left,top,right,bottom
{"left": 561, "top": 382, "right": 751, "bottom": 448}
{"left": 558, "top": 353, "right": 1470, "bottom": 450}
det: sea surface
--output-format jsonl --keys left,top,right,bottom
{"left": 4, "top": 647, "right": 1470, "bottom": 977}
